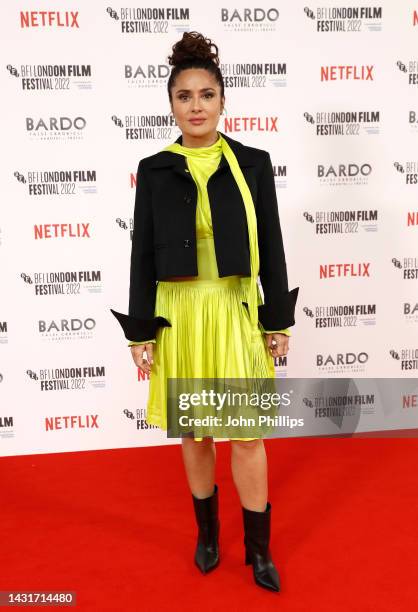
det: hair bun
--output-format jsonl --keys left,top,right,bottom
{"left": 168, "top": 31, "right": 220, "bottom": 67}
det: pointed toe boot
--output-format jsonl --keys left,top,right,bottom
{"left": 242, "top": 501, "right": 280, "bottom": 592}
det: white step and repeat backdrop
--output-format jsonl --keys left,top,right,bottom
{"left": 1, "top": 1, "right": 417, "bottom": 456}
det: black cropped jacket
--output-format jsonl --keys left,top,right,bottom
{"left": 111, "top": 131, "right": 299, "bottom": 343}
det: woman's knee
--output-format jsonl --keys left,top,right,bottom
{"left": 230, "top": 439, "right": 263, "bottom": 452}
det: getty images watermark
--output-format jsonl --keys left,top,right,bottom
{"left": 166, "top": 377, "right": 418, "bottom": 439}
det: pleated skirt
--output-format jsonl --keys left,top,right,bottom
{"left": 146, "top": 236, "right": 276, "bottom": 440}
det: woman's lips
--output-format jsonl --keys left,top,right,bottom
{"left": 189, "top": 118, "right": 206, "bottom": 124}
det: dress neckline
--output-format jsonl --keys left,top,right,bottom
{"left": 175, "top": 131, "right": 222, "bottom": 156}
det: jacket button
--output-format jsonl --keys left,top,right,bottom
{"left": 183, "top": 239, "right": 191, "bottom": 247}
{"left": 183, "top": 194, "right": 192, "bottom": 204}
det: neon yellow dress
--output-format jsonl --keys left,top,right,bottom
{"left": 145, "top": 134, "right": 286, "bottom": 441}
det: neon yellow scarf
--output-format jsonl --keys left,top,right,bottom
{"left": 163, "top": 132, "right": 263, "bottom": 358}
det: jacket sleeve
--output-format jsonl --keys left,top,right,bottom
{"left": 256, "top": 152, "right": 299, "bottom": 330}
{"left": 110, "top": 158, "right": 171, "bottom": 342}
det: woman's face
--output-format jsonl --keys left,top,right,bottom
{"left": 170, "top": 68, "right": 225, "bottom": 143}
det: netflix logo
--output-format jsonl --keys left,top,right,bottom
{"left": 319, "top": 263, "right": 370, "bottom": 279}
{"left": 321, "top": 65, "right": 374, "bottom": 81}
{"left": 34, "top": 223, "right": 90, "bottom": 239}
{"left": 20, "top": 11, "right": 79, "bottom": 28}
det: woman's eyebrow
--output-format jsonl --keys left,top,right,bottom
{"left": 175, "top": 87, "right": 216, "bottom": 93}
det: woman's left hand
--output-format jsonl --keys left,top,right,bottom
{"left": 265, "top": 333, "right": 289, "bottom": 358}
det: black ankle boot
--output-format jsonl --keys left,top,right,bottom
{"left": 242, "top": 501, "right": 280, "bottom": 592}
{"left": 192, "top": 484, "right": 220, "bottom": 574}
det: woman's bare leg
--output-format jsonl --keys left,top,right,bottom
{"left": 181, "top": 436, "right": 216, "bottom": 498}
{"left": 230, "top": 439, "right": 268, "bottom": 511}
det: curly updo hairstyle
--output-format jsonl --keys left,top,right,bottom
{"left": 167, "top": 31, "right": 225, "bottom": 104}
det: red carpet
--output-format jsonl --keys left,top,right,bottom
{"left": 2, "top": 438, "right": 418, "bottom": 611}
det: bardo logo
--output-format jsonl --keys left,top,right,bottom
{"left": 26, "top": 116, "right": 87, "bottom": 141}
{"left": 220, "top": 8, "right": 280, "bottom": 32}
{"left": 125, "top": 63, "right": 170, "bottom": 88}
{"left": 403, "top": 301, "right": 418, "bottom": 323}
{"left": 316, "top": 351, "right": 369, "bottom": 373}
{"left": 319, "top": 263, "right": 371, "bottom": 279}
{"left": 391, "top": 257, "right": 418, "bottom": 279}
{"left": 20, "top": 11, "right": 80, "bottom": 28}
{"left": 393, "top": 160, "right": 418, "bottom": 184}
{"left": 304, "top": 6, "right": 383, "bottom": 32}
{"left": 303, "top": 302, "right": 376, "bottom": 329}
{"left": 320, "top": 65, "right": 374, "bottom": 81}
{"left": 389, "top": 348, "right": 418, "bottom": 371}
{"left": 6, "top": 64, "right": 92, "bottom": 92}
{"left": 303, "top": 209, "right": 378, "bottom": 234}
{"left": 21, "top": 270, "right": 102, "bottom": 295}
{"left": 45, "top": 415, "right": 99, "bottom": 431}
{"left": 15, "top": 169, "right": 97, "bottom": 196}
{"left": 317, "top": 162, "right": 372, "bottom": 186}
{"left": 304, "top": 110, "right": 380, "bottom": 136}
{"left": 33, "top": 223, "right": 91, "bottom": 240}
{"left": 106, "top": 7, "right": 190, "bottom": 33}
{"left": 38, "top": 317, "right": 96, "bottom": 342}
{"left": 26, "top": 366, "right": 106, "bottom": 391}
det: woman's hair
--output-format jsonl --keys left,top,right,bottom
{"left": 167, "top": 31, "right": 225, "bottom": 103}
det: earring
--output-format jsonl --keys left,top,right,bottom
{"left": 222, "top": 107, "right": 227, "bottom": 116}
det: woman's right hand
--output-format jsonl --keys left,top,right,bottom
{"left": 130, "top": 343, "right": 154, "bottom": 374}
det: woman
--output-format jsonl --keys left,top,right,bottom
{"left": 111, "top": 31, "right": 299, "bottom": 592}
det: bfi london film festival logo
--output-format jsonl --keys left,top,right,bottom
{"left": 303, "top": 208, "right": 378, "bottom": 235}
{"left": 0, "top": 415, "right": 14, "bottom": 439}
{"left": 110, "top": 113, "right": 175, "bottom": 140}
{"left": 316, "top": 161, "right": 373, "bottom": 186}
{"left": 20, "top": 270, "right": 102, "bottom": 296}
{"left": 389, "top": 347, "right": 418, "bottom": 372}
{"left": 306, "top": 390, "right": 376, "bottom": 421}
{"left": 14, "top": 168, "right": 97, "bottom": 196}
{"left": 26, "top": 365, "right": 106, "bottom": 391}
{"left": 303, "top": 109, "right": 380, "bottom": 136}
{"left": 220, "top": 61, "right": 287, "bottom": 89}
{"left": 106, "top": 6, "right": 190, "bottom": 34}
{"left": 303, "top": 6, "right": 383, "bottom": 32}
{"left": 391, "top": 256, "right": 418, "bottom": 280}
{"left": 220, "top": 7, "right": 280, "bottom": 32}
{"left": 123, "top": 406, "right": 159, "bottom": 431}
{"left": 25, "top": 115, "right": 87, "bottom": 141}
{"left": 393, "top": 160, "right": 418, "bottom": 185}
{"left": 303, "top": 301, "right": 377, "bottom": 329}
{"left": 396, "top": 59, "right": 418, "bottom": 86}
{"left": 6, "top": 63, "right": 92, "bottom": 92}
{"left": 116, "top": 217, "right": 133, "bottom": 241}
{"left": 37, "top": 316, "right": 96, "bottom": 342}
{"left": 0, "top": 321, "right": 8, "bottom": 344}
